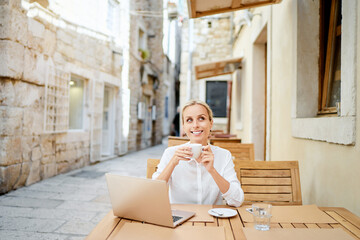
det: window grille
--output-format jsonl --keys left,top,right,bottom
{"left": 44, "top": 66, "right": 70, "bottom": 133}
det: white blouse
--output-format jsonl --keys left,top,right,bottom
{"left": 152, "top": 143, "right": 244, "bottom": 207}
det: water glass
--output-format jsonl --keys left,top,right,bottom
{"left": 252, "top": 203, "right": 272, "bottom": 231}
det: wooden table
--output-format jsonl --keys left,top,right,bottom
{"left": 86, "top": 206, "right": 360, "bottom": 240}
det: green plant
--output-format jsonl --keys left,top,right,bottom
{"left": 138, "top": 48, "right": 150, "bottom": 61}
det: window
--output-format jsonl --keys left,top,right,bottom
{"left": 319, "top": 0, "right": 342, "bottom": 114}
{"left": 206, "top": 81, "right": 228, "bottom": 118}
{"left": 107, "top": 0, "right": 119, "bottom": 35}
{"left": 138, "top": 27, "right": 149, "bottom": 60}
{"left": 292, "top": 0, "right": 356, "bottom": 145}
{"left": 138, "top": 28, "right": 147, "bottom": 50}
{"left": 69, "top": 76, "right": 85, "bottom": 130}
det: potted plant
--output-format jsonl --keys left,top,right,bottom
{"left": 138, "top": 48, "right": 150, "bottom": 61}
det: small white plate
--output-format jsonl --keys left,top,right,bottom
{"left": 208, "top": 208, "right": 237, "bottom": 218}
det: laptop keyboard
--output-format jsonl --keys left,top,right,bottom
{"left": 172, "top": 215, "right": 183, "bottom": 222}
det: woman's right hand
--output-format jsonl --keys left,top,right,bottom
{"left": 171, "top": 146, "right": 192, "bottom": 166}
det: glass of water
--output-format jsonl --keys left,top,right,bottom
{"left": 251, "top": 203, "right": 272, "bottom": 231}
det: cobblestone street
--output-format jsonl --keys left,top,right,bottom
{"left": 0, "top": 143, "right": 167, "bottom": 240}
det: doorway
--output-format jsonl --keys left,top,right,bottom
{"left": 102, "top": 86, "right": 115, "bottom": 156}
{"left": 143, "top": 95, "right": 152, "bottom": 146}
{"left": 252, "top": 26, "right": 267, "bottom": 160}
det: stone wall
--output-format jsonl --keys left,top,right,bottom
{"left": 0, "top": 0, "right": 122, "bottom": 193}
{"left": 179, "top": 14, "right": 232, "bottom": 107}
{"left": 127, "top": 0, "right": 164, "bottom": 152}
{"left": 148, "top": 0, "right": 165, "bottom": 146}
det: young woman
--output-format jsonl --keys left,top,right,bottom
{"left": 153, "top": 100, "right": 244, "bottom": 207}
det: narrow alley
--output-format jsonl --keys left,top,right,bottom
{"left": 0, "top": 143, "right": 167, "bottom": 239}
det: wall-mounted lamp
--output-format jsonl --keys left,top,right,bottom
{"left": 238, "top": 10, "right": 261, "bottom": 27}
{"left": 147, "top": 30, "right": 156, "bottom": 38}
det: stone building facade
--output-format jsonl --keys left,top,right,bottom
{"left": 124, "top": 0, "right": 164, "bottom": 151}
{"left": 179, "top": 13, "right": 233, "bottom": 132}
{"left": 230, "top": 1, "right": 360, "bottom": 216}
{"left": 0, "top": 0, "right": 167, "bottom": 194}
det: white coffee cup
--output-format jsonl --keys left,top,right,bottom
{"left": 189, "top": 143, "right": 202, "bottom": 159}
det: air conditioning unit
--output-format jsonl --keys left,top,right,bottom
{"left": 152, "top": 105, "right": 156, "bottom": 120}
{"left": 167, "top": 2, "right": 178, "bottom": 19}
{"left": 138, "top": 102, "right": 145, "bottom": 120}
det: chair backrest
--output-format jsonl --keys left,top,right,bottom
{"left": 209, "top": 138, "right": 242, "bottom": 145}
{"left": 146, "top": 158, "right": 160, "bottom": 179}
{"left": 212, "top": 142, "right": 254, "bottom": 162}
{"left": 235, "top": 161, "right": 302, "bottom": 205}
{"left": 209, "top": 129, "right": 224, "bottom": 137}
{"left": 168, "top": 136, "right": 189, "bottom": 147}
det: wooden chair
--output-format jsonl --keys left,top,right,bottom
{"left": 168, "top": 136, "right": 189, "bottom": 147}
{"left": 209, "top": 129, "right": 224, "bottom": 137}
{"left": 209, "top": 138, "right": 242, "bottom": 145}
{"left": 212, "top": 142, "right": 254, "bottom": 162}
{"left": 146, "top": 158, "right": 160, "bottom": 179}
{"left": 235, "top": 161, "right": 302, "bottom": 205}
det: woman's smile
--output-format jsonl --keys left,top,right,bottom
{"left": 190, "top": 130, "right": 203, "bottom": 136}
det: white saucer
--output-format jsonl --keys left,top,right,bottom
{"left": 208, "top": 208, "right": 237, "bottom": 218}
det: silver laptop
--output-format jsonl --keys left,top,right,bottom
{"left": 105, "top": 174, "right": 195, "bottom": 228}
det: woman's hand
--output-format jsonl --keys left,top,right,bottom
{"left": 200, "top": 145, "right": 231, "bottom": 194}
{"left": 170, "top": 146, "right": 192, "bottom": 166}
{"left": 200, "top": 145, "right": 215, "bottom": 172}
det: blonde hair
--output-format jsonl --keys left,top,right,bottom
{"left": 181, "top": 100, "right": 213, "bottom": 124}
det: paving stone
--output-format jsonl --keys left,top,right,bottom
{"left": 49, "top": 192, "right": 99, "bottom": 202}
{"left": 0, "top": 205, "right": 96, "bottom": 221}
{"left": 0, "top": 230, "right": 68, "bottom": 240}
{"left": 40, "top": 175, "right": 68, "bottom": 185}
{"left": 69, "top": 170, "right": 106, "bottom": 179}
{"left": 91, "top": 193, "right": 110, "bottom": 203}
{"left": 30, "top": 208, "right": 97, "bottom": 221}
{"left": 73, "top": 185, "right": 108, "bottom": 196}
{"left": 25, "top": 183, "right": 80, "bottom": 194}
{"left": 0, "top": 206, "right": 33, "bottom": 218}
{"left": 54, "top": 219, "right": 97, "bottom": 235}
{"left": 7, "top": 189, "right": 55, "bottom": 199}
{"left": 66, "top": 237, "right": 85, "bottom": 240}
{"left": 0, "top": 216, "right": 65, "bottom": 232}
{"left": 8, "top": 188, "right": 99, "bottom": 201}
{"left": 90, "top": 211, "right": 109, "bottom": 224}
{"left": 0, "top": 196, "right": 64, "bottom": 208}
{"left": 56, "top": 201, "right": 111, "bottom": 213}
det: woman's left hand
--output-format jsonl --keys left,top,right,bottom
{"left": 200, "top": 145, "right": 215, "bottom": 172}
